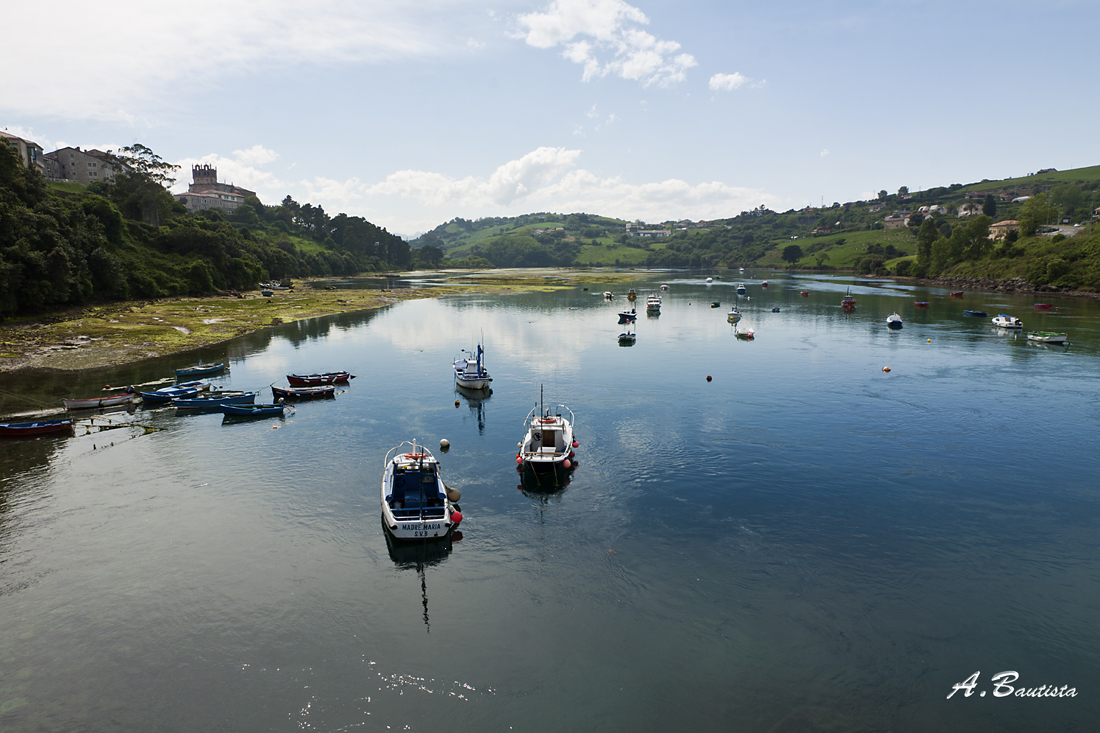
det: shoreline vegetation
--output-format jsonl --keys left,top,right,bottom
{"left": 0, "top": 270, "right": 636, "bottom": 374}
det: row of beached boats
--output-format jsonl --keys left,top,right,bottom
{"left": 1, "top": 366, "right": 355, "bottom": 439}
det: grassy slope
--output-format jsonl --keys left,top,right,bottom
{"left": 957, "top": 164, "right": 1100, "bottom": 194}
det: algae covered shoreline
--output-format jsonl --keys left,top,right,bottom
{"left": 0, "top": 269, "right": 636, "bottom": 374}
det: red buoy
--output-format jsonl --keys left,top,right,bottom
{"left": 706, "top": 375, "right": 712, "bottom": 382}
{"left": 569, "top": 451, "right": 575, "bottom": 458}
{"left": 572, "top": 440, "right": 579, "bottom": 448}
{"left": 516, "top": 454, "right": 523, "bottom": 464}
{"left": 451, "top": 511, "right": 463, "bottom": 525}
{"left": 563, "top": 459, "right": 571, "bottom": 469}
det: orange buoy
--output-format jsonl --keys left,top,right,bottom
{"left": 882, "top": 366, "right": 891, "bottom": 372}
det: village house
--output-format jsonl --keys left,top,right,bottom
{"left": 957, "top": 203, "right": 982, "bottom": 217}
{"left": 176, "top": 164, "right": 256, "bottom": 213}
{"left": 44, "top": 146, "right": 120, "bottom": 184}
{"left": 989, "top": 220, "right": 1019, "bottom": 240}
{"left": 1, "top": 130, "right": 46, "bottom": 176}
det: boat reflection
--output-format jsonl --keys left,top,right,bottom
{"left": 455, "top": 385, "right": 491, "bottom": 434}
{"left": 383, "top": 520, "right": 462, "bottom": 634}
{"left": 517, "top": 463, "right": 575, "bottom": 498}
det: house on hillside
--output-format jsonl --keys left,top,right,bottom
{"left": 989, "top": 220, "right": 1019, "bottom": 240}
{"left": 883, "top": 216, "right": 907, "bottom": 230}
{"left": 176, "top": 164, "right": 256, "bottom": 213}
{"left": 1, "top": 131, "right": 46, "bottom": 176}
{"left": 957, "top": 203, "right": 981, "bottom": 217}
{"left": 44, "top": 146, "right": 120, "bottom": 184}
{"left": 1036, "top": 168, "right": 1057, "bottom": 174}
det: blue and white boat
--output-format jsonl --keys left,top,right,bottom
{"left": 887, "top": 313, "right": 903, "bottom": 329}
{"left": 175, "top": 362, "right": 226, "bottom": 379}
{"left": 453, "top": 344, "right": 492, "bottom": 390}
{"left": 381, "top": 441, "right": 463, "bottom": 541}
{"left": 220, "top": 402, "right": 286, "bottom": 418}
{"left": 992, "top": 314, "right": 1023, "bottom": 329}
{"left": 172, "top": 392, "right": 256, "bottom": 411}
{"left": 140, "top": 381, "right": 209, "bottom": 404}
{"left": 736, "top": 283, "right": 747, "bottom": 294}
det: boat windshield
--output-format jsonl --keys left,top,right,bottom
{"left": 390, "top": 469, "right": 442, "bottom": 508}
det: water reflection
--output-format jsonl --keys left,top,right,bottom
{"left": 383, "top": 522, "right": 462, "bottom": 633}
{"left": 455, "top": 386, "right": 491, "bottom": 434}
{"left": 517, "top": 464, "right": 575, "bottom": 498}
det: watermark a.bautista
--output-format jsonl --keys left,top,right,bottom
{"left": 948, "top": 671, "right": 1078, "bottom": 699}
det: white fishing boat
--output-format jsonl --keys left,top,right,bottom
{"left": 887, "top": 313, "right": 903, "bottom": 329}
{"left": 706, "top": 277, "right": 713, "bottom": 283}
{"left": 517, "top": 396, "right": 578, "bottom": 471}
{"left": 603, "top": 291, "right": 613, "bottom": 300}
{"left": 381, "top": 441, "right": 463, "bottom": 541}
{"left": 1027, "top": 331, "right": 1067, "bottom": 344}
{"left": 734, "top": 324, "right": 755, "bottom": 339}
{"left": 453, "top": 344, "right": 492, "bottom": 390}
{"left": 646, "top": 294, "right": 662, "bottom": 311}
{"left": 736, "top": 283, "right": 747, "bottom": 294}
{"left": 992, "top": 314, "right": 1023, "bottom": 329}
{"left": 727, "top": 307, "right": 742, "bottom": 323}
{"left": 660, "top": 283, "right": 669, "bottom": 291}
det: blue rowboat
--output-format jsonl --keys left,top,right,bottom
{"left": 220, "top": 403, "right": 286, "bottom": 418}
{"left": 0, "top": 418, "right": 74, "bottom": 438}
{"left": 140, "top": 381, "right": 209, "bottom": 404}
{"left": 173, "top": 392, "right": 257, "bottom": 411}
{"left": 963, "top": 310, "right": 988, "bottom": 317}
{"left": 175, "top": 362, "right": 226, "bottom": 379}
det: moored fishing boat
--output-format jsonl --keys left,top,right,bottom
{"left": 453, "top": 344, "right": 492, "bottom": 390}
{"left": 735, "top": 324, "right": 755, "bottom": 339}
{"left": 220, "top": 402, "right": 287, "bottom": 418}
{"left": 841, "top": 289, "right": 856, "bottom": 309}
{"left": 991, "top": 314, "right": 1023, "bottom": 329}
{"left": 173, "top": 392, "right": 256, "bottom": 411}
{"left": 646, "top": 294, "right": 661, "bottom": 311}
{"left": 175, "top": 362, "right": 226, "bottom": 379}
{"left": 517, "top": 397, "right": 578, "bottom": 472}
{"left": 140, "top": 381, "right": 210, "bottom": 405}
{"left": 887, "top": 313, "right": 903, "bottom": 329}
{"left": 660, "top": 283, "right": 669, "bottom": 291}
{"left": 271, "top": 385, "right": 336, "bottom": 400}
{"left": 949, "top": 291, "right": 964, "bottom": 298}
{"left": 801, "top": 291, "right": 809, "bottom": 297}
{"left": 287, "top": 371, "right": 353, "bottom": 386}
{"left": 618, "top": 309, "right": 637, "bottom": 323}
{"left": 1027, "top": 331, "right": 1068, "bottom": 344}
{"left": 736, "top": 283, "right": 747, "bottom": 294}
{"left": 381, "top": 441, "right": 463, "bottom": 541}
{"left": 727, "top": 307, "right": 742, "bottom": 323}
{"left": 63, "top": 390, "right": 137, "bottom": 410}
{"left": 0, "top": 419, "right": 75, "bottom": 438}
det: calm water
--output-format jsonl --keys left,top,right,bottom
{"left": 2, "top": 272, "right": 1099, "bottom": 731}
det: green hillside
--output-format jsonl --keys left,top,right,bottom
{"left": 0, "top": 143, "right": 416, "bottom": 319}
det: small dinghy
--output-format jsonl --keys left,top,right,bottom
{"left": 949, "top": 291, "right": 964, "bottom": 298}
{"left": 0, "top": 419, "right": 74, "bottom": 439}
{"left": 173, "top": 391, "right": 256, "bottom": 411}
{"left": 1027, "top": 331, "right": 1068, "bottom": 344}
{"left": 175, "top": 362, "right": 226, "bottom": 379}
{"left": 735, "top": 324, "right": 755, "bottom": 339}
{"left": 220, "top": 402, "right": 286, "bottom": 418}
{"left": 887, "top": 313, "right": 903, "bottom": 329}
{"left": 63, "top": 390, "right": 137, "bottom": 410}
{"left": 286, "top": 371, "right": 352, "bottom": 386}
{"left": 914, "top": 301, "right": 929, "bottom": 308}
{"left": 618, "top": 327, "right": 636, "bottom": 345}
{"left": 991, "top": 314, "right": 1023, "bottom": 329}
{"left": 272, "top": 385, "right": 336, "bottom": 400}
{"left": 140, "top": 381, "right": 210, "bottom": 405}
{"left": 517, "top": 394, "right": 578, "bottom": 472}
{"left": 963, "top": 310, "right": 987, "bottom": 317}
{"left": 381, "top": 441, "right": 463, "bottom": 541}
{"left": 453, "top": 343, "right": 492, "bottom": 390}
{"left": 727, "top": 308, "right": 742, "bottom": 323}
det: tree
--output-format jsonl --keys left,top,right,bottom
{"left": 782, "top": 244, "right": 803, "bottom": 263}
{"left": 898, "top": 186, "right": 909, "bottom": 196}
{"left": 102, "top": 143, "right": 180, "bottom": 227}
{"left": 1018, "top": 193, "right": 1058, "bottom": 236}
{"left": 878, "top": 190, "right": 888, "bottom": 200}
{"left": 982, "top": 194, "right": 997, "bottom": 218}
{"left": 916, "top": 218, "right": 938, "bottom": 270}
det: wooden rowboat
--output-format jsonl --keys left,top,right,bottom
{"left": 221, "top": 403, "right": 286, "bottom": 418}
{"left": 286, "top": 371, "right": 352, "bottom": 386}
{"left": 272, "top": 385, "right": 335, "bottom": 400}
{"left": 63, "top": 391, "right": 137, "bottom": 410}
{"left": 175, "top": 362, "right": 226, "bottom": 379}
{"left": 0, "top": 419, "right": 74, "bottom": 438}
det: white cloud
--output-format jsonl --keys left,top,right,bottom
{"left": 365, "top": 146, "right": 773, "bottom": 230}
{"left": 171, "top": 148, "right": 287, "bottom": 196}
{"left": 709, "top": 72, "right": 748, "bottom": 92}
{"left": 0, "top": 1, "right": 481, "bottom": 120}
{"left": 515, "top": 0, "right": 697, "bottom": 87}
{"left": 820, "top": 149, "right": 830, "bottom": 157}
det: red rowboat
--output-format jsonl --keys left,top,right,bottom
{"left": 800, "top": 291, "right": 809, "bottom": 297}
{"left": 914, "top": 301, "right": 930, "bottom": 308}
{"left": 1033, "top": 303, "right": 1054, "bottom": 310}
{"left": 0, "top": 419, "right": 74, "bottom": 438}
{"left": 949, "top": 291, "right": 964, "bottom": 297}
{"left": 63, "top": 390, "right": 137, "bottom": 410}
{"left": 286, "top": 371, "right": 353, "bottom": 386}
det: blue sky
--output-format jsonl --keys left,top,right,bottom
{"left": 3, "top": 0, "right": 1098, "bottom": 237}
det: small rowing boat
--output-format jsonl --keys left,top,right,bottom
{"left": 63, "top": 390, "right": 137, "bottom": 410}
{"left": 286, "top": 371, "right": 353, "bottom": 386}
{"left": 220, "top": 403, "right": 286, "bottom": 418}
{"left": 272, "top": 385, "right": 336, "bottom": 400}
{"left": 1027, "top": 331, "right": 1067, "bottom": 344}
{"left": 0, "top": 419, "right": 74, "bottom": 438}
{"left": 175, "top": 362, "right": 226, "bottom": 379}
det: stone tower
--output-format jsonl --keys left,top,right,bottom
{"left": 192, "top": 164, "right": 217, "bottom": 188}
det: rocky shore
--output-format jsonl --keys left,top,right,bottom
{"left": 910, "top": 276, "right": 1100, "bottom": 300}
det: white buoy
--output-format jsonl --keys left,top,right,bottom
{"left": 440, "top": 438, "right": 450, "bottom": 449}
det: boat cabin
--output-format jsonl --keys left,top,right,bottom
{"left": 386, "top": 460, "right": 446, "bottom": 519}
{"left": 527, "top": 417, "right": 567, "bottom": 456}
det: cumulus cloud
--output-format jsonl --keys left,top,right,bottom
{"left": 709, "top": 72, "right": 747, "bottom": 92}
{"left": 366, "top": 146, "right": 773, "bottom": 230}
{"left": 170, "top": 147, "right": 287, "bottom": 197}
{"left": 820, "top": 149, "right": 830, "bottom": 157}
{"left": 515, "top": 0, "right": 697, "bottom": 86}
{"left": 0, "top": 1, "right": 481, "bottom": 120}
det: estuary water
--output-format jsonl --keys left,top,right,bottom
{"left": 1, "top": 272, "right": 1099, "bottom": 732}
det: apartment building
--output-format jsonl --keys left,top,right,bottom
{"left": 44, "top": 146, "right": 120, "bottom": 184}
{"left": 1, "top": 130, "right": 46, "bottom": 176}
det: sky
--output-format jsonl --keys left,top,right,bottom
{"left": 4, "top": 0, "right": 1099, "bottom": 238}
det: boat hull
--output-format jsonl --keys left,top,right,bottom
{"left": 220, "top": 403, "right": 285, "bottom": 417}
{"left": 0, "top": 419, "right": 74, "bottom": 438}
{"left": 1027, "top": 333, "right": 1067, "bottom": 344}
{"left": 287, "top": 372, "right": 352, "bottom": 386}
{"left": 272, "top": 385, "right": 336, "bottom": 400}
{"left": 175, "top": 363, "right": 226, "bottom": 379}
{"left": 63, "top": 392, "right": 136, "bottom": 410}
